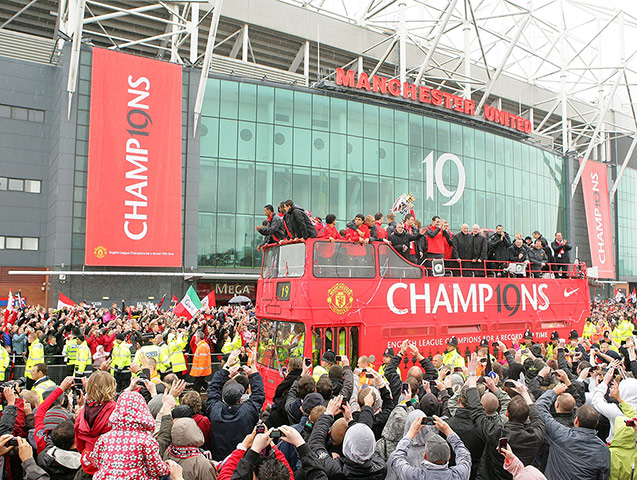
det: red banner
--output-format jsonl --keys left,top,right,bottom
{"left": 580, "top": 159, "right": 614, "bottom": 278}
{"left": 85, "top": 48, "right": 182, "bottom": 266}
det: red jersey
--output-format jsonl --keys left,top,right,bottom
{"left": 444, "top": 231, "right": 454, "bottom": 259}
{"left": 345, "top": 224, "right": 370, "bottom": 242}
{"left": 318, "top": 225, "right": 344, "bottom": 240}
{"left": 375, "top": 221, "right": 388, "bottom": 240}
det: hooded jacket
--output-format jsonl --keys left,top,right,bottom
{"left": 163, "top": 418, "right": 217, "bottom": 480}
{"left": 591, "top": 379, "right": 637, "bottom": 442}
{"left": 37, "top": 446, "right": 81, "bottom": 480}
{"left": 384, "top": 410, "right": 437, "bottom": 480}
{"left": 86, "top": 391, "right": 169, "bottom": 480}
{"left": 284, "top": 205, "right": 317, "bottom": 239}
{"left": 609, "top": 401, "right": 637, "bottom": 480}
{"left": 309, "top": 414, "right": 386, "bottom": 479}
{"left": 75, "top": 401, "right": 116, "bottom": 454}
{"left": 376, "top": 403, "right": 415, "bottom": 461}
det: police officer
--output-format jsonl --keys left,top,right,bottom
{"left": 167, "top": 331, "right": 188, "bottom": 378}
{"left": 312, "top": 350, "right": 335, "bottom": 381}
{"left": 74, "top": 334, "right": 92, "bottom": 376}
{"left": 134, "top": 335, "right": 169, "bottom": 374}
{"left": 582, "top": 318, "right": 595, "bottom": 340}
{"left": 25, "top": 331, "right": 44, "bottom": 390}
{"left": 30, "top": 363, "right": 56, "bottom": 402}
{"left": 442, "top": 337, "right": 465, "bottom": 369}
{"left": 546, "top": 331, "right": 560, "bottom": 358}
{"left": 0, "top": 342, "right": 9, "bottom": 382}
{"left": 110, "top": 333, "right": 132, "bottom": 391}
{"left": 63, "top": 331, "right": 80, "bottom": 377}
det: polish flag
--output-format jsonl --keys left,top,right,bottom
{"left": 57, "top": 292, "right": 77, "bottom": 310}
{"left": 200, "top": 291, "right": 216, "bottom": 309}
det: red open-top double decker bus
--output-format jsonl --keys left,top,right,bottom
{"left": 255, "top": 239, "right": 590, "bottom": 400}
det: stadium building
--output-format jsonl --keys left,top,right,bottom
{"left": 1, "top": 0, "right": 636, "bottom": 306}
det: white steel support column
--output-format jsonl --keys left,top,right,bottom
{"left": 193, "top": 0, "right": 223, "bottom": 136}
{"left": 414, "top": 0, "right": 459, "bottom": 86}
{"left": 570, "top": 70, "right": 622, "bottom": 197}
{"left": 357, "top": 56, "right": 364, "bottom": 75}
{"left": 398, "top": 1, "right": 407, "bottom": 85}
{"left": 66, "top": 0, "right": 86, "bottom": 120}
{"left": 242, "top": 24, "right": 249, "bottom": 62}
{"left": 304, "top": 40, "right": 310, "bottom": 86}
{"left": 168, "top": 3, "right": 179, "bottom": 63}
{"left": 476, "top": 12, "right": 531, "bottom": 114}
{"left": 189, "top": 2, "right": 199, "bottom": 64}
{"left": 560, "top": 1, "right": 568, "bottom": 154}
{"left": 463, "top": 13, "right": 471, "bottom": 99}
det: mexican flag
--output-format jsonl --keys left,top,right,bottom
{"left": 174, "top": 286, "right": 203, "bottom": 319}
{"left": 201, "top": 290, "right": 216, "bottom": 309}
{"left": 57, "top": 292, "right": 76, "bottom": 309}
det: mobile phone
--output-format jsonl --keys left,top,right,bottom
{"left": 625, "top": 418, "right": 636, "bottom": 427}
{"left": 341, "top": 399, "right": 348, "bottom": 409}
{"left": 504, "top": 380, "right": 516, "bottom": 388}
{"left": 270, "top": 429, "right": 281, "bottom": 440}
{"left": 335, "top": 355, "right": 342, "bottom": 362}
{"left": 480, "top": 358, "right": 487, "bottom": 363}
{"left": 421, "top": 416, "right": 435, "bottom": 426}
{"left": 521, "top": 349, "right": 529, "bottom": 354}
{"left": 256, "top": 424, "right": 265, "bottom": 434}
{"left": 366, "top": 372, "right": 374, "bottom": 379}
{"left": 498, "top": 437, "right": 508, "bottom": 451}
{"left": 401, "top": 382, "right": 410, "bottom": 394}
{"left": 7, "top": 438, "right": 18, "bottom": 447}
{"left": 304, "top": 358, "right": 311, "bottom": 367}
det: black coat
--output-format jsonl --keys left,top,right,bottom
{"left": 528, "top": 247, "right": 549, "bottom": 269}
{"left": 452, "top": 232, "right": 473, "bottom": 260}
{"left": 267, "top": 368, "right": 302, "bottom": 427}
{"left": 447, "top": 408, "right": 484, "bottom": 480}
{"left": 472, "top": 234, "right": 488, "bottom": 261}
{"left": 488, "top": 232, "right": 512, "bottom": 261}
{"left": 508, "top": 243, "right": 528, "bottom": 262}
{"left": 551, "top": 239, "right": 572, "bottom": 263}
{"left": 284, "top": 205, "right": 317, "bottom": 239}
{"left": 258, "top": 214, "right": 287, "bottom": 245}
{"left": 388, "top": 230, "right": 421, "bottom": 261}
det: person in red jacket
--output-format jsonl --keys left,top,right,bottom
{"left": 75, "top": 371, "right": 117, "bottom": 460}
{"left": 374, "top": 212, "right": 388, "bottom": 240}
{"left": 345, "top": 214, "right": 370, "bottom": 244}
{"left": 318, "top": 214, "right": 343, "bottom": 241}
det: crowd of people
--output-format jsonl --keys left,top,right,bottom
{"left": 0, "top": 296, "right": 634, "bottom": 479}
{"left": 256, "top": 200, "right": 575, "bottom": 278}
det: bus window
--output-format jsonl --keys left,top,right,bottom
{"left": 337, "top": 327, "right": 347, "bottom": 356}
{"left": 313, "top": 242, "right": 375, "bottom": 278}
{"left": 312, "top": 328, "right": 322, "bottom": 365}
{"left": 350, "top": 326, "right": 359, "bottom": 366}
{"left": 277, "top": 243, "right": 305, "bottom": 277}
{"left": 257, "top": 318, "right": 305, "bottom": 369}
{"left": 325, "top": 327, "right": 333, "bottom": 352}
{"left": 379, "top": 244, "right": 423, "bottom": 279}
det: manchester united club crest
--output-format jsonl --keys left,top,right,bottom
{"left": 327, "top": 283, "right": 354, "bottom": 315}
{"left": 93, "top": 245, "right": 108, "bottom": 259}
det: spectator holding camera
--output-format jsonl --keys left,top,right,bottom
{"left": 388, "top": 414, "right": 471, "bottom": 480}
{"left": 206, "top": 349, "right": 265, "bottom": 461}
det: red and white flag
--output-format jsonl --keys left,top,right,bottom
{"left": 3, "top": 289, "right": 16, "bottom": 325}
{"left": 200, "top": 291, "right": 216, "bottom": 309}
{"left": 174, "top": 287, "right": 203, "bottom": 320}
{"left": 57, "top": 292, "right": 77, "bottom": 310}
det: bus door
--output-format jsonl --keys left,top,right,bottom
{"left": 311, "top": 325, "right": 360, "bottom": 366}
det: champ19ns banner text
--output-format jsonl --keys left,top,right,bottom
{"left": 85, "top": 48, "right": 182, "bottom": 267}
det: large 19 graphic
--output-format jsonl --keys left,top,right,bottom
{"left": 423, "top": 152, "right": 466, "bottom": 206}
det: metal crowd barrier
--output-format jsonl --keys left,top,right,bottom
{"left": 5, "top": 354, "right": 225, "bottom": 385}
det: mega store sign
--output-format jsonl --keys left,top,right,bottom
{"left": 334, "top": 68, "right": 533, "bottom": 134}
{"left": 196, "top": 282, "right": 257, "bottom": 301}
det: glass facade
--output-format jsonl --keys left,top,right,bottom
{"left": 197, "top": 78, "right": 567, "bottom": 270}
{"left": 618, "top": 167, "right": 637, "bottom": 277}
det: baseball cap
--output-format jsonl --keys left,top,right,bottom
{"left": 424, "top": 434, "right": 451, "bottom": 464}
{"left": 383, "top": 348, "right": 395, "bottom": 357}
{"left": 321, "top": 350, "right": 336, "bottom": 364}
{"left": 222, "top": 382, "right": 245, "bottom": 405}
{"left": 301, "top": 392, "right": 324, "bottom": 416}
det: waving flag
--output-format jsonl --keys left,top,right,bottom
{"left": 57, "top": 292, "right": 77, "bottom": 310}
{"left": 174, "top": 287, "right": 203, "bottom": 319}
{"left": 200, "top": 291, "right": 216, "bottom": 309}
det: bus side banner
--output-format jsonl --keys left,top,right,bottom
{"left": 580, "top": 159, "right": 614, "bottom": 279}
{"left": 85, "top": 48, "right": 182, "bottom": 267}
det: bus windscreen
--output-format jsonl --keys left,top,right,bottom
{"left": 257, "top": 318, "right": 306, "bottom": 369}
{"left": 262, "top": 243, "right": 305, "bottom": 278}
